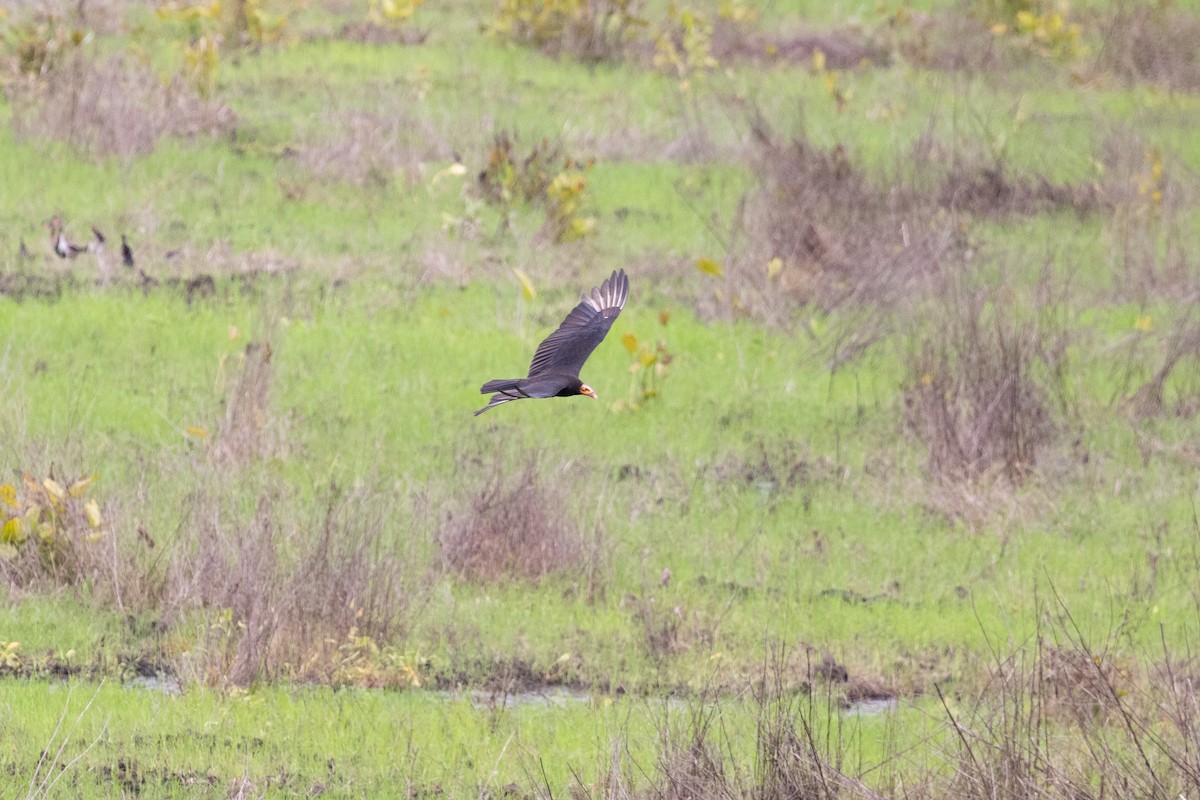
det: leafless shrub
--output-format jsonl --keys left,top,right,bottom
{"left": 711, "top": 21, "right": 886, "bottom": 68}
{"left": 940, "top": 603, "right": 1200, "bottom": 800}
{"left": 338, "top": 20, "right": 429, "bottom": 46}
{"left": 167, "top": 481, "right": 413, "bottom": 687}
{"left": 436, "top": 453, "right": 595, "bottom": 584}
{"left": 891, "top": 7, "right": 1010, "bottom": 73}
{"left": 902, "top": 279, "right": 1061, "bottom": 483}
{"left": 579, "top": 661, "right": 880, "bottom": 800}
{"left": 490, "top": 0, "right": 647, "bottom": 65}
{"left": 1126, "top": 310, "right": 1200, "bottom": 419}
{"left": 656, "top": 709, "right": 733, "bottom": 800}
{"left": 210, "top": 340, "right": 276, "bottom": 467}
{"left": 1097, "top": 129, "right": 1197, "bottom": 300}
{"left": 292, "top": 107, "right": 444, "bottom": 189}
{"left": 5, "top": 54, "right": 236, "bottom": 161}
{"left": 1091, "top": 1, "right": 1200, "bottom": 91}
{"left": 939, "top": 165, "right": 1105, "bottom": 217}
{"left": 716, "top": 113, "right": 961, "bottom": 326}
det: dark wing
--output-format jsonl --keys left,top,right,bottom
{"left": 527, "top": 269, "right": 629, "bottom": 378}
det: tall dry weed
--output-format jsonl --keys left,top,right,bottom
{"left": 6, "top": 54, "right": 235, "bottom": 161}
{"left": 902, "top": 277, "right": 1064, "bottom": 483}
{"left": 167, "top": 481, "right": 414, "bottom": 687}
{"left": 1091, "top": 1, "right": 1200, "bottom": 91}
{"left": 437, "top": 452, "right": 599, "bottom": 585}
{"left": 717, "top": 114, "right": 959, "bottom": 325}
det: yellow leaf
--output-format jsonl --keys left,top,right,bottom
{"left": 511, "top": 268, "right": 536, "bottom": 300}
{"left": 696, "top": 257, "right": 724, "bottom": 277}
{"left": 638, "top": 350, "right": 658, "bottom": 367}
{"left": 84, "top": 500, "right": 103, "bottom": 529}
{"left": 1134, "top": 316, "right": 1153, "bottom": 332}
{"left": 187, "top": 425, "right": 209, "bottom": 438}
{"left": 2, "top": 517, "right": 21, "bottom": 544}
{"left": 68, "top": 475, "right": 96, "bottom": 498}
{"left": 767, "top": 257, "right": 783, "bottom": 280}
{"left": 811, "top": 49, "right": 826, "bottom": 72}
{"left": 0, "top": 484, "right": 15, "bottom": 509}
{"left": 43, "top": 479, "right": 65, "bottom": 503}
{"left": 620, "top": 332, "right": 638, "bottom": 353}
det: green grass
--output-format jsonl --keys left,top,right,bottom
{"left": 3, "top": 0, "right": 1200, "bottom": 795}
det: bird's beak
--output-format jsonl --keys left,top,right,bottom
{"left": 581, "top": 385, "right": 598, "bottom": 400}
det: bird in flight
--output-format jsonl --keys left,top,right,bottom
{"left": 476, "top": 269, "right": 629, "bottom": 416}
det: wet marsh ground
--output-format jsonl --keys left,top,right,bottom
{"left": 3, "top": 0, "right": 1200, "bottom": 796}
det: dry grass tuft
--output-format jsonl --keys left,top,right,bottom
{"left": 292, "top": 106, "right": 447, "bottom": 189}
{"left": 1091, "top": 1, "right": 1200, "bottom": 91}
{"left": 1126, "top": 311, "right": 1200, "bottom": 419}
{"left": 940, "top": 608, "right": 1200, "bottom": 800}
{"left": 211, "top": 340, "right": 276, "bottom": 467}
{"left": 5, "top": 54, "right": 236, "bottom": 160}
{"left": 939, "top": 165, "right": 1105, "bottom": 217}
{"left": 711, "top": 22, "right": 885, "bottom": 69}
{"left": 902, "top": 279, "right": 1063, "bottom": 483}
{"left": 437, "top": 453, "right": 595, "bottom": 584}
{"left": 722, "top": 115, "right": 958, "bottom": 322}
{"left": 167, "top": 482, "right": 413, "bottom": 687}
{"left": 337, "top": 20, "right": 429, "bottom": 46}
{"left": 1097, "top": 129, "right": 1198, "bottom": 300}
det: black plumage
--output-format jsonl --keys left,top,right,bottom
{"left": 121, "top": 234, "right": 135, "bottom": 268}
{"left": 476, "top": 269, "right": 629, "bottom": 416}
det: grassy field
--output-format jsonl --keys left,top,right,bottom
{"left": 3, "top": 0, "right": 1200, "bottom": 796}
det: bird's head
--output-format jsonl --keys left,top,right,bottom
{"left": 579, "top": 384, "right": 598, "bottom": 400}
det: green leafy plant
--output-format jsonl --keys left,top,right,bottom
{"left": 0, "top": 13, "right": 89, "bottom": 82}
{"left": 367, "top": 0, "right": 424, "bottom": 27}
{"left": 653, "top": 4, "right": 719, "bottom": 90}
{"left": 985, "top": 0, "right": 1087, "bottom": 62}
{"left": 489, "top": 0, "right": 646, "bottom": 63}
{"left": 477, "top": 132, "right": 597, "bottom": 242}
{"left": 155, "top": 0, "right": 288, "bottom": 96}
{"left": 0, "top": 472, "right": 106, "bottom": 562}
{"left": 614, "top": 310, "right": 674, "bottom": 411}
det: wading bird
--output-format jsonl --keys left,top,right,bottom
{"left": 475, "top": 269, "right": 629, "bottom": 416}
{"left": 121, "top": 234, "right": 135, "bottom": 268}
{"left": 47, "top": 216, "right": 85, "bottom": 259}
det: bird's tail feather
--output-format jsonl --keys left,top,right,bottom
{"left": 475, "top": 394, "right": 516, "bottom": 416}
{"left": 480, "top": 378, "right": 522, "bottom": 394}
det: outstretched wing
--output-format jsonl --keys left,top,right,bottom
{"left": 527, "top": 269, "right": 629, "bottom": 378}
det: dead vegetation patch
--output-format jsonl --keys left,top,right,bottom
{"left": 337, "top": 20, "right": 429, "bottom": 46}
{"left": 1096, "top": 129, "right": 1198, "bottom": 300}
{"left": 1124, "top": 310, "right": 1200, "bottom": 420}
{"left": 291, "top": 104, "right": 447, "bottom": 189}
{"left": 436, "top": 453, "right": 600, "bottom": 585}
{"left": 710, "top": 21, "right": 886, "bottom": 68}
{"left": 902, "top": 279, "right": 1064, "bottom": 484}
{"left": 939, "top": 165, "right": 1105, "bottom": 217}
{"left": 1089, "top": 1, "right": 1200, "bottom": 91}
{"left": 891, "top": 7, "right": 1012, "bottom": 73}
{"left": 5, "top": 54, "right": 236, "bottom": 161}
{"left": 166, "top": 483, "right": 413, "bottom": 687}
{"left": 210, "top": 341, "right": 277, "bottom": 467}
{"left": 718, "top": 115, "right": 959, "bottom": 322}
